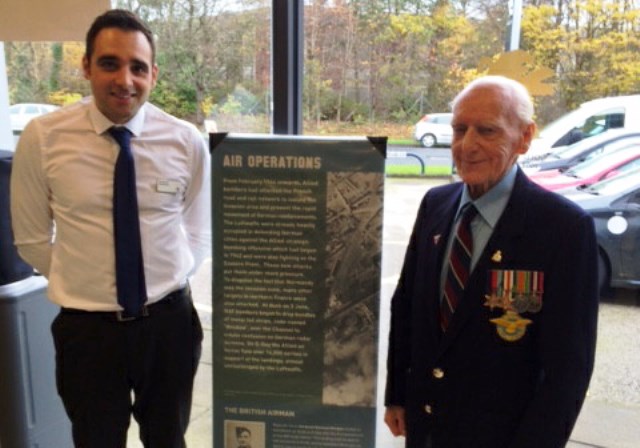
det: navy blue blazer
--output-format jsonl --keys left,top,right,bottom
{"left": 385, "top": 168, "right": 599, "bottom": 448}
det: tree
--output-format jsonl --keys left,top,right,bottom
{"left": 115, "top": 0, "right": 268, "bottom": 126}
{"left": 5, "top": 42, "right": 54, "bottom": 104}
{"left": 3, "top": 0, "right": 639, "bottom": 131}
{"left": 521, "top": 0, "right": 640, "bottom": 124}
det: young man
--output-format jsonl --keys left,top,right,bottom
{"left": 11, "top": 9, "right": 211, "bottom": 448}
{"left": 384, "top": 76, "right": 598, "bottom": 447}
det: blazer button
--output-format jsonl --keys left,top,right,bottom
{"left": 424, "top": 404, "right": 433, "bottom": 414}
{"left": 432, "top": 368, "right": 445, "bottom": 379}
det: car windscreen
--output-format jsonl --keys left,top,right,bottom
{"left": 564, "top": 144, "right": 640, "bottom": 179}
{"left": 583, "top": 168, "right": 640, "bottom": 196}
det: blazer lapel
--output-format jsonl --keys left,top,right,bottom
{"left": 419, "top": 186, "right": 462, "bottom": 345}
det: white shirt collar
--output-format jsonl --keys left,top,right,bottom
{"left": 458, "top": 164, "right": 518, "bottom": 228}
{"left": 88, "top": 97, "right": 147, "bottom": 137}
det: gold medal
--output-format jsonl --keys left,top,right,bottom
{"left": 486, "top": 270, "right": 544, "bottom": 341}
{"left": 490, "top": 310, "right": 532, "bottom": 342}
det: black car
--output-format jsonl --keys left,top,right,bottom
{"left": 563, "top": 169, "right": 640, "bottom": 292}
{"left": 522, "top": 129, "right": 640, "bottom": 173}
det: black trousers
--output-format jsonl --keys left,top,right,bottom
{"left": 51, "top": 288, "right": 203, "bottom": 448}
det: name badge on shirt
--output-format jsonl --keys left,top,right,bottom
{"left": 156, "top": 179, "right": 182, "bottom": 194}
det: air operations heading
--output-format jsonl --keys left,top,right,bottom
{"left": 223, "top": 154, "right": 322, "bottom": 170}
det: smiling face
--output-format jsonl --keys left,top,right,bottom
{"left": 451, "top": 84, "right": 535, "bottom": 198}
{"left": 83, "top": 27, "right": 158, "bottom": 124}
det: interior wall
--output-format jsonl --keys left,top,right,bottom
{"left": 0, "top": 0, "right": 110, "bottom": 41}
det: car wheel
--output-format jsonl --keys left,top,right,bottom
{"left": 420, "top": 134, "right": 437, "bottom": 148}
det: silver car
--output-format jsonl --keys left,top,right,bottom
{"left": 413, "top": 112, "right": 453, "bottom": 148}
{"left": 9, "top": 103, "right": 59, "bottom": 133}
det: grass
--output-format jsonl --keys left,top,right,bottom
{"left": 385, "top": 164, "right": 452, "bottom": 177}
{"left": 388, "top": 138, "right": 415, "bottom": 146}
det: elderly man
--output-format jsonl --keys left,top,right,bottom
{"left": 384, "top": 76, "right": 598, "bottom": 447}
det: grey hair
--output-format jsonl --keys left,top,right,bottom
{"left": 451, "top": 75, "right": 534, "bottom": 125}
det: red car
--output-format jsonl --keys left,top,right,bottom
{"left": 528, "top": 144, "right": 640, "bottom": 192}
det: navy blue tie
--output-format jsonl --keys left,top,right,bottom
{"left": 110, "top": 127, "right": 147, "bottom": 317}
{"left": 441, "top": 204, "right": 478, "bottom": 331}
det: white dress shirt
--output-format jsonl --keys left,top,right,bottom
{"left": 11, "top": 97, "right": 211, "bottom": 311}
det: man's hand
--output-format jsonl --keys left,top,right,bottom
{"left": 384, "top": 406, "right": 406, "bottom": 437}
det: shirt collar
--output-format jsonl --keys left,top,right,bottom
{"left": 88, "top": 97, "right": 147, "bottom": 137}
{"left": 458, "top": 164, "right": 518, "bottom": 228}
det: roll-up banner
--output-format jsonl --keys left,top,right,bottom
{"left": 210, "top": 134, "right": 386, "bottom": 448}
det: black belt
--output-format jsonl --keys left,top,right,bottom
{"left": 61, "top": 285, "right": 190, "bottom": 322}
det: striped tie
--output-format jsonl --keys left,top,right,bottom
{"left": 441, "top": 204, "right": 478, "bottom": 331}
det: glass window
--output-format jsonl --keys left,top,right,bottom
{"left": 4, "top": 0, "right": 273, "bottom": 137}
